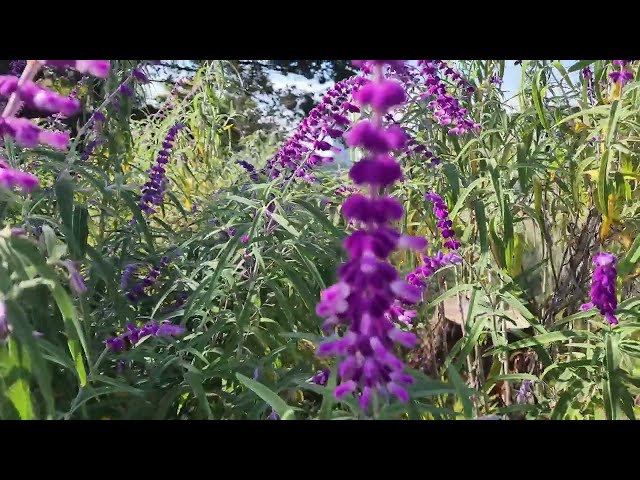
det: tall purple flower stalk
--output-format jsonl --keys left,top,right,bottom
{"left": 315, "top": 60, "right": 427, "bottom": 411}
{"left": 609, "top": 60, "right": 635, "bottom": 88}
{"left": 139, "top": 123, "right": 184, "bottom": 215}
{"left": 406, "top": 250, "right": 463, "bottom": 289}
{"left": 425, "top": 192, "right": 461, "bottom": 250}
{"left": 0, "top": 300, "right": 9, "bottom": 344}
{"left": 121, "top": 256, "right": 171, "bottom": 303}
{"left": 581, "top": 252, "right": 619, "bottom": 325}
{"left": 266, "top": 75, "right": 365, "bottom": 182}
{"left": 0, "top": 60, "right": 109, "bottom": 192}
{"left": 415, "top": 60, "right": 479, "bottom": 136}
{"left": 106, "top": 319, "right": 186, "bottom": 352}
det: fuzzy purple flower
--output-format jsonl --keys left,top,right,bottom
{"left": 312, "top": 368, "right": 331, "bottom": 386}
{"left": 63, "top": 261, "right": 87, "bottom": 295}
{"left": 0, "top": 159, "right": 39, "bottom": 192}
{"left": 139, "top": 123, "right": 184, "bottom": 215}
{"left": 581, "top": 252, "right": 619, "bottom": 325}
{"left": 39, "top": 60, "right": 110, "bottom": 79}
{"left": 0, "top": 300, "right": 10, "bottom": 343}
{"left": 516, "top": 380, "right": 533, "bottom": 404}
{"left": 316, "top": 60, "right": 426, "bottom": 411}
{"left": 120, "top": 263, "right": 139, "bottom": 290}
{"left": 413, "top": 60, "right": 479, "bottom": 136}
{"left": 425, "top": 192, "right": 460, "bottom": 250}
{"left": 105, "top": 320, "right": 186, "bottom": 352}
{"left": 265, "top": 75, "right": 366, "bottom": 182}
{"left": 123, "top": 256, "right": 171, "bottom": 303}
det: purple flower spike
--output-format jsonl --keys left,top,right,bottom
{"left": 0, "top": 301, "right": 10, "bottom": 343}
{"left": 39, "top": 60, "right": 110, "bottom": 79}
{"left": 105, "top": 320, "right": 186, "bottom": 352}
{"left": 315, "top": 60, "right": 418, "bottom": 412}
{"left": 63, "top": 260, "right": 87, "bottom": 295}
{"left": 0, "top": 162, "right": 39, "bottom": 192}
{"left": 139, "top": 124, "right": 183, "bottom": 216}
{"left": 582, "top": 252, "right": 619, "bottom": 325}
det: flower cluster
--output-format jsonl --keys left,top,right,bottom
{"left": 609, "top": 60, "right": 634, "bottom": 87}
{"left": 387, "top": 250, "right": 463, "bottom": 327}
{"left": 139, "top": 123, "right": 184, "bottom": 215}
{"left": 0, "top": 158, "right": 38, "bottom": 192}
{"left": 63, "top": 260, "right": 87, "bottom": 295}
{"left": 0, "top": 300, "right": 9, "bottom": 344}
{"left": 266, "top": 75, "right": 365, "bottom": 182}
{"left": 237, "top": 160, "right": 259, "bottom": 182}
{"left": 105, "top": 319, "right": 186, "bottom": 352}
{"left": 425, "top": 192, "right": 460, "bottom": 249}
{"left": 312, "top": 368, "right": 331, "bottom": 386}
{"left": 406, "top": 250, "right": 463, "bottom": 289}
{"left": 1, "top": 60, "right": 110, "bottom": 193}
{"left": 516, "top": 380, "right": 533, "bottom": 404}
{"left": 315, "top": 60, "right": 427, "bottom": 411}
{"left": 404, "top": 137, "right": 441, "bottom": 167}
{"left": 416, "top": 60, "right": 479, "bottom": 136}
{"left": 581, "top": 252, "right": 619, "bottom": 325}
{"left": 121, "top": 256, "right": 171, "bottom": 303}
{"left": 39, "top": 60, "right": 110, "bottom": 78}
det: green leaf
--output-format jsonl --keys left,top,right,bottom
{"left": 532, "top": 69, "right": 550, "bottom": 130}
{"left": 447, "top": 364, "right": 473, "bottom": 418}
{"left": 1, "top": 339, "right": 34, "bottom": 420}
{"left": 486, "top": 330, "right": 593, "bottom": 354}
{"left": 606, "top": 100, "right": 621, "bottom": 148}
{"left": 4, "top": 300, "right": 54, "bottom": 418}
{"left": 55, "top": 175, "right": 74, "bottom": 232}
{"left": 568, "top": 60, "right": 596, "bottom": 73}
{"left": 425, "top": 284, "right": 474, "bottom": 311}
{"left": 236, "top": 373, "right": 296, "bottom": 420}
{"left": 617, "top": 234, "right": 640, "bottom": 277}
{"left": 603, "top": 332, "right": 621, "bottom": 420}
{"left": 450, "top": 177, "right": 485, "bottom": 221}
{"left": 597, "top": 149, "right": 609, "bottom": 215}
{"left": 269, "top": 213, "right": 300, "bottom": 238}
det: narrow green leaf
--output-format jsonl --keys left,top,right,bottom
{"left": 236, "top": 373, "right": 296, "bottom": 420}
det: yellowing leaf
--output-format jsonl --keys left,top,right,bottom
{"left": 611, "top": 82, "right": 622, "bottom": 100}
{"left": 574, "top": 121, "right": 588, "bottom": 133}
{"left": 585, "top": 169, "right": 599, "bottom": 181}
{"left": 601, "top": 215, "right": 612, "bottom": 240}
{"left": 607, "top": 193, "right": 619, "bottom": 221}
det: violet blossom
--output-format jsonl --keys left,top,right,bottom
{"left": 516, "top": 380, "right": 533, "bottom": 404}
{"left": 1, "top": 60, "right": 110, "bottom": 193}
{"left": 414, "top": 60, "right": 480, "bottom": 136}
{"left": 425, "top": 192, "right": 461, "bottom": 250}
{"left": 265, "top": 75, "right": 366, "bottom": 182}
{"left": 312, "top": 368, "right": 331, "bottom": 386}
{"left": 0, "top": 158, "right": 39, "bottom": 193}
{"left": 609, "top": 60, "right": 635, "bottom": 87}
{"left": 122, "top": 256, "right": 171, "bottom": 303}
{"left": 315, "top": 60, "right": 427, "bottom": 411}
{"left": 0, "top": 300, "right": 10, "bottom": 344}
{"left": 63, "top": 260, "right": 87, "bottom": 295}
{"left": 139, "top": 123, "right": 184, "bottom": 215}
{"left": 580, "top": 252, "right": 619, "bottom": 325}
{"left": 105, "top": 319, "right": 186, "bottom": 352}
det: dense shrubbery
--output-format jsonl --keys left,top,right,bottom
{"left": 1, "top": 59, "right": 639, "bottom": 420}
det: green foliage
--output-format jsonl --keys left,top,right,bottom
{"left": 2, "top": 59, "right": 639, "bottom": 420}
